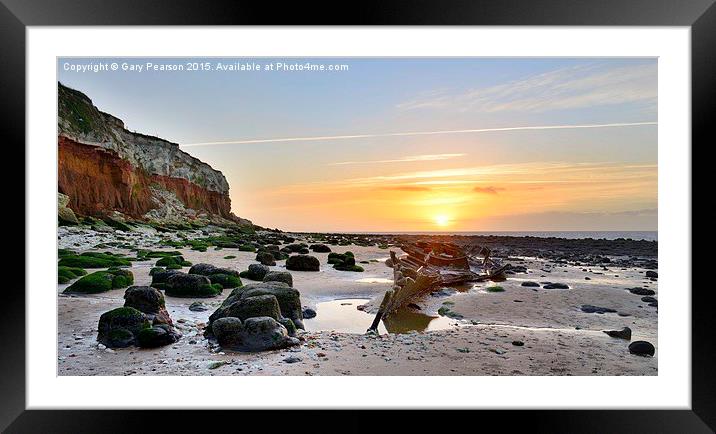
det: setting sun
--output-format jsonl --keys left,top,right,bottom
{"left": 434, "top": 215, "right": 451, "bottom": 227}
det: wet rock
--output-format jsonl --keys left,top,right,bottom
{"left": 255, "top": 251, "right": 276, "bottom": 266}
{"left": 137, "top": 324, "right": 180, "bottom": 348}
{"left": 164, "top": 272, "right": 221, "bottom": 298}
{"left": 123, "top": 285, "right": 173, "bottom": 326}
{"left": 310, "top": 244, "right": 331, "bottom": 253}
{"left": 286, "top": 254, "right": 320, "bottom": 272}
{"left": 240, "top": 282, "right": 304, "bottom": 329}
{"left": 223, "top": 295, "right": 282, "bottom": 322}
{"left": 240, "top": 263, "right": 270, "bottom": 281}
{"left": 302, "top": 307, "right": 317, "bottom": 319}
{"left": 189, "top": 263, "right": 239, "bottom": 277}
{"left": 543, "top": 283, "right": 569, "bottom": 289}
{"left": 213, "top": 316, "right": 298, "bottom": 352}
{"left": 263, "top": 270, "right": 293, "bottom": 287}
{"left": 645, "top": 270, "right": 658, "bottom": 278}
{"left": 512, "top": 341, "right": 524, "bottom": 346}
{"left": 97, "top": 306, "right": 150, "bottom": 348}
{"left": 521, "top": 281, "right": 540, "bottom": 287}
{"left": 629, "top": 287, "right": 656, "bottom": 296}
{"left": 581, "top": 305, "right": 617, "bottom": 314}
{"left": 189, "top": 301, "right": 209, "bottom": 312}
{"left": 628, "top": 340, "right": 655, "bottom": 357}
{"left": 603, "top": 327, "right": 632, "bottom": 340}
{"left": 641, "top": 296, "right": 657, "bottom": 303}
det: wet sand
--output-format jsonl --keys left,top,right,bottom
{"left": 58, "top": 236, "right": 657, "bottom": 376}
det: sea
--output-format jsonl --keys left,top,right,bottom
{"left": 348, "top": 231, "right": 658, "bottom": 241}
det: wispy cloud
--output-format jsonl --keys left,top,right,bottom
{"left": 473, "top": 186, "right": 505, "bottom": 195}
{"left": 181, "top": 121, "right": 656, "bottom": 147}
{"left": 329, "top": 153, "right": 465, "bottom": 166}
{"left": 379, "top": 185, "right": 432, "bottom": 192}
{"left": 397, "top": 63, "right": 657, "bottom": 113}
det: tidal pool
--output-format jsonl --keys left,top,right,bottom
{"left": 303, "top": 298, "right": 457, "bottom": 334}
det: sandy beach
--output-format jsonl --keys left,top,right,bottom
{"left": 57, "top": 227, "right": 657, "bottom": 376}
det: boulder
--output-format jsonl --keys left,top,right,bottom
{"left": 543, "top": 283, "right": 569, "bottom": 289}
{"left": 210, "top": 281, "right": 304, "bottom": 329}
{"left": 255, "top": 251, "right": 276, "bottom": 266}
{"left": 164, "top": 272, "right": 222, "bottom": 297}
{"left": 263, "top": 270, "right": 293, "bottom": 287}
{"left": 603, "top": 327, "right": 632, "bottom": 340}
{"left": 628, "top": 340, "right": 655, "bottom": 357}
{"left": 645, "top": 270, "right": 658, "bottom": 278}
{"left": 97, "top": 306, "right": 150, "bottom": 348}
{"left": 58, "top": 193, "right": 79, "bottom": 225}
{"left": 302, "top": 307, "right": 317, "bottom": 319}
{"left": 207, "top": 273, "right": 242, "bottom": 289}
{"left": 223, "top": 294, "right": 282, "bottom": 322}
{"left": 628, "top": 287, "right": 656, "bottom": 296}
{"left": 521, "top": 281, "right": 540, "bottom": 287}
{"left": 286, "top": 254, "right": 320, "bottom": 272}
{"left": 137, "top": 324, "right": 180, "bottom": 348}
{"left": 212, "top": 316, "right": 298, "bottom": 352}
{"left": 240, "top": 263, "right": 270, "bottom": 281}
{"left": 150, "top": 269, "right": 182, "bottom": 290}
{"left": 123, "top": 286, "right": 173, "bottom": 326}
{"left": 581, "top": 305, "right": 617, "bottom": 314}
{"left": 310, "top": 244, "right": 331, "bottom": 253}
{"left": 64, "top": 268, "right": 134, "bottom": 294}
{"left": 188, "top": 263, "right": 239, "bottom": 277}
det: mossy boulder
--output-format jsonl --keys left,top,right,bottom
{"left": 137, "top": 324, "right": 180, "bottom": 348}
{"left": 188, "top": 263, "right": 239, "bottom": 277}
{"left": 123, "top": 286, "right": 165, "bottom": 313}
{"left": 329, "top": 252, "right": 363, "bottom": 272}
{"left": 233, "top": 282, "right": 304, "bottom": 329}
{"left": 263, "top": 271, "right": 293, "bottom": 287}
{"left": 58, "top": 251, "right": 132, "bottom": 268}
{"left": 486, "top": 286, "right": 505, "bottom": 292}
{"left": 310, "top": 244, "right": 331, "bottom": 253}
{"left": 155, "top": 255, "right": 191, "bottom": 268}
{"left": 224, "top": 294, "right": 282, "bottom": 322}
{"left": 97, "top": 306, "right": 150, "bottom": 348}
{"left": 208, "top": 273, "right": 242, "bottom": 289}
{"left": 286, "top": 254, "right": 320, "bottom": 272}
{"left": 150, "top": 269, "right": 182, "bottom": 290}
{"left": 211, "top": 316, "right": 298, "bottom": 352}
{"left": 164, "top": 272, "right": 222, "bottom": 298}
{"left": 255, "top": 251, "right": 276, "bottom": 266}
{"left": 58, "top": 266, "right": 86, "bottom": 284}
{"left": 64, "top": 269, "right": 134, "bottom": 294}
{"left": 240, "top": 263, "right": 270, "bottom": 281}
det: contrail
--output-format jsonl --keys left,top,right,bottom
{"left": 180, "top": 121, "right": 657, "bottom": 148}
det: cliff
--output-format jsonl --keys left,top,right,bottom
{"left": 57, "top": 83, "right": 250, "bottom": 228}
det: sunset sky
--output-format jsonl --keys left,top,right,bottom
{"left": 58, "top": 57, "right": 657, "bottom": 232}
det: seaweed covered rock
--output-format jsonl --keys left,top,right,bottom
{"left": 263, "top": 270, "right": 293, "bottom": 287}
{"left": 282, "top": 243, "right": 309, "bottom": 254}
{"left": 239, "top": 263, "right": 270, "bottom": 281}
{"left": 189, "top": 263, "right": 239, "bottom": 277}
{"left": 58, "top": 266, "right": 87, "bottom": 284}
{"left": 211, "top": 316, "right": 298, "bottom": 352}
{"left": 328, "top": 252, "right": 364, "bottom": 272}
{"left": 150, "top": 268, "right": 182, "bottom": 290}
{"left": 64, "top": 268, "right": 134, "bottom": 294}
{"left": 123, "top": 285, "right": 175, "bottom": 327}
{"left": 97, "top": 306, "right": 150, "bottom": 348}
{"left": 310, "top": 244, "right": 331, "bottom": 253}
{"left": 164, "top": 272, "right": 222, "bottom": 298}
{"left": 209, "top": 281, "right": 304, "bottom": 330}
{"left": 286, "top": 254, "right": 320, "bottom": 272}
{"left": 255, "top": 251, "right": 276, "bottom": 266}
{"left": 155, "top": 255, "right": 191, "bottom": 269}
{"left": 207, "top": 273, "right": 242, "bottom": 289}
{"left": 137, "top": 324, "right": 180, "bottom": 348}
{"left": 58, "top": 251, "right": 132, "bottom": 268}
{"left": 223, "top": 294, "right": 282, "bottom": 322}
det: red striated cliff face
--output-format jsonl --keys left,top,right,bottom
{"left": 57, "top": 83, "right": 251, "bottom": 227}
{"left": 58, "top": 136, "right": 234, "bottom": 220}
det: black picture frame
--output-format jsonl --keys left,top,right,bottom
{"left": 3, "top": 0, "right": 710, "bottom": 432}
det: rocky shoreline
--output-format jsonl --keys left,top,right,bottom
{"left": 57, "top": 224, "right": 658, "bottom": 376}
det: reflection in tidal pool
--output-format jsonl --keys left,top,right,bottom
{"left": 303, "top": 298, "right": 457, "bottom": 334}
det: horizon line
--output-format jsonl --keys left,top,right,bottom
{"left": 180, "top": 121, "right": 658, "bottom": 148}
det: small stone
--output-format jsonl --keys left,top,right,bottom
{"left": 603, "top": 327, "right": 632, "bottom": 340}
{"left": 512, "top": 341, "right": 524, "bottom": 346}
{"left": 283, "top": 355, "right": 302, "bottom": 363}
{"left": 628, "top": 341, "right": 655, "bottom": 357}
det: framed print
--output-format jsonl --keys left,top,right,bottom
{"left": 3, "top": 0, "right": 712, "bottom": 431}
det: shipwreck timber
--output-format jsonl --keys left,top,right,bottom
{"left": 367, "top": 241, "right": 510, "bottom": 333}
